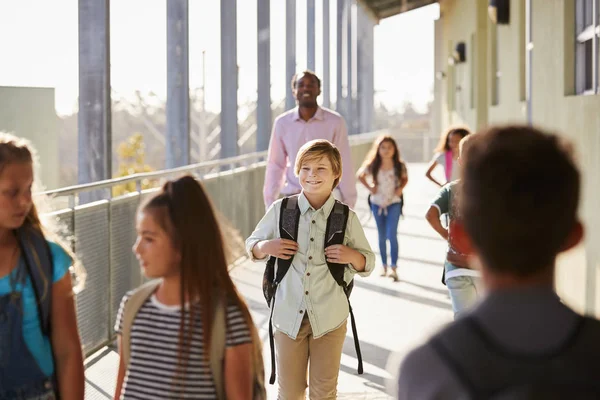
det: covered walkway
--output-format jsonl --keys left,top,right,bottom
{"left": 81, "top": 164, "right": 453, "bottom": 399}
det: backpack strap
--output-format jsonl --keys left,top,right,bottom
{"left": 267, "top": 195, "right": 301, "bottom": 384}
{"left": 120, "top": 279, "right": 162, "bottom": 368}
{"left": 210, "top": 297, "right": 227, "bottom": 400}
{"left": 324, "top": 201, "right": 363, "bottom": 375}
{"left": 17, "top": 226, "right": 55, "bottom": 337}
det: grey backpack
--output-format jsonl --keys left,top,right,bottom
{"left": 430, "top": 315, "right": 600, "bottom": 399}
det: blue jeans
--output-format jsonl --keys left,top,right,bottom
{"left": 370, "top": 202, "right": 402, "bottom": 267}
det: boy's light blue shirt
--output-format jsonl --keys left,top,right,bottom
{"left": 246, "top": 193, "right": 375, "bottom": 340}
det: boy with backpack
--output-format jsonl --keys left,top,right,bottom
{"left": 397, "top": 125, "right": 600, "bottom": 399}
{"left": 247, "top": 139, "right": 374, "bottom": 399}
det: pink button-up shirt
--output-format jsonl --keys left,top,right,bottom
{"left": 263, "top": 106, "right": 357, "bottom": 209}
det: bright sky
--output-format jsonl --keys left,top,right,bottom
{"left": 0, "top": 0, "right": 438, "bottom": 116}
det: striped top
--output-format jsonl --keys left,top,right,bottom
{"left": 114, "top": 292, "right": 252, "bottom": 399}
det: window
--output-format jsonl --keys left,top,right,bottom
{"left": 575, "top": 0, "right": 599, "bottom": 94}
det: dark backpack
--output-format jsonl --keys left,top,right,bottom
{"left": 17, "top": 226, "right": 56, "bottom": 337}
{"left": 430, "top": 315, "right": 600, "bottom": 399}
{"left": 262, "top": 195, "right": 363, "bottom": 384}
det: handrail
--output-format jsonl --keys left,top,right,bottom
{"left": 41, "top": 130, "right": 388, "bottom": 199}
{"left": 42, "top": 151, "right": 268, "bottom": 197}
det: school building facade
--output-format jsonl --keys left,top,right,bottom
{"left": 430, "top": 0, "right": 600, "bottom": 315}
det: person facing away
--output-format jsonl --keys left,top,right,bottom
{"left": 247, "top": 139, "right": 375, "bottom": 399}
{"left": 425, "top": 126, "right": 470, "bottom": 187}
{"left": 0, "top": 132, "right": 85, "bottom": 400}
{"left": 357, "top": 135, "right": 408, "bottom": 282}
{"left": 425, "top": 134, "right": 483, "bottom": 319}
{"left": 398, "top": 125, "right": 600, "bottom": 400}
{"left": 263, "top": 70, "right": 357, "bottom": 210}
{"left": 113, "top": 176, "right": 261, "bottom": 400}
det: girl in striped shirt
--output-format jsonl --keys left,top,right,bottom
{"left": 113, "top": 176, "right": 262, "bottom": 399}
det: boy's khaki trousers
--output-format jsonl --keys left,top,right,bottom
{"left": 275, "top": 315, "right": 347, "bottom": 400}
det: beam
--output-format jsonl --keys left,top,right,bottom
{"left": 285, "top": 0, "right": 297, "bottom": 110}
{"left": 221, "top": 0, "right": 238, "bottom": 158}
{"left": 78, "top": 0, "right": 111, "bottom": 188}
{"left": 166, "top": 0, "right": 190, "bottom": 168}
{"left": 257, "top": 0, "right": 271, "bottom": 151}
{"left": 322, "top": 0, "right": 331, "bottom": 108}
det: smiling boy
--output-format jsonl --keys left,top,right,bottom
{"left": 247, "top": 139, "right": 374, "bottom": 399}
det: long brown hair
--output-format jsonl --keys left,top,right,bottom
{"left": 0, "top": 132, "right": 85, "bottom": 293}
{"left": 141, "top": 175, "right": 255, "bottom": 376}
{"left": 434, "top": 126, "right": 471, "bottom": 153}
{"left": 361, "top": 135, "right": 405, "bottom": 183}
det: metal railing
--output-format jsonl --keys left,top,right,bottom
{"left": 41, "top": 131, "right": 384, "bottom": 357}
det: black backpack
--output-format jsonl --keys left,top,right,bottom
{"left": 262, "top": 195, "right": 363, "bottom": 384}
{"left": 430, "top": 315, "right": 600, "bottom": 399}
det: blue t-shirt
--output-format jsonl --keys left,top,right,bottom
{"left": 0, "top": 241, "right": 71, "bottom": 377}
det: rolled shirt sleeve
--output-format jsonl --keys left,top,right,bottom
{"left": 245, "top": 200, "right": 279, "bottom": 262}
{"left": 344, "top": 211, "right": 375, "bottom": 282}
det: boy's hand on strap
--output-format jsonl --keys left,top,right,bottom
{"left": 325, "top": 245, "right": 366, "bottom": 272}
{"left": 257, "top": 239, "right": 299, "bottom": 260}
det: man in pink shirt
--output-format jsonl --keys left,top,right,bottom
{"left": 263, "top": 71, "right": 357, "bottom": 209}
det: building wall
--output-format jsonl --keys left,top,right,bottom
{"left": 436, "top": 0, "right": 600, "bottom": 315}
{"left": 0, "top": 86, "right": 60, "bottom": 189}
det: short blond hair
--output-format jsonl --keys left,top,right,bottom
{"left": 294, "top": 139, "right": 342, "bottom": 189}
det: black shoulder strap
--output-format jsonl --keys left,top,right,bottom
{"left": 274, "top": 195, "right": 301, "bottom": 284}
{"left": 17, "top": 226, "right": 54, "bottom": 337}
{"left": 324, "top": 201, "right": 363, "bottom": 375}
{"left": 324, "top": 200, "right": 350, "bottom": 289}
{"left": 267, "top": 195, "right": 300, "bottom": 385}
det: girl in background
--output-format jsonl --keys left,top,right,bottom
{"left": 358, "top": 135, "right": 408, "bottom": 281}
{"left": 425, "top": 126, "right": 471, "bottom": 187}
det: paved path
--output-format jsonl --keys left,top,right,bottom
{"left": 84, "top": 163, "right": 453, "bottom": 399}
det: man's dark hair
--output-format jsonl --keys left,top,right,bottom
{"left": 291, "top": 70, "right": 321, "bottom": 90}
{"left": 459, "top": 125, "right": 580, "bottom": 276}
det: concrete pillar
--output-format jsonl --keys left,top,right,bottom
{"left": 307, "top": 0, "right": 316, "bottom": 71}
{"left": 78, "top": 0, "right": 111, "bottom": 186}
{"left": 346, "top": 0, "right": 355, "bottom": 134}
{"left": 475, "top": 0, "right": 489, "bottom": 130}
{"left": 221, "top": 0, "right": 238, "bottom": 158}
{"left": 357, "top": 3, "right": 374, "bottom": 133}
{"left": 166, "top": 0, "right": 190, "bottom": 168}
{"left": 336, "top": 0, "right": 345, "bottom": 117}
{"left": 322, "top": 0, "right": 331, "bottom": 108}
{"left": 285, "top": 0, "right": 297, "bottom": 111}
{"left": 257, "top": 0, "right": 271, "bottom": 152}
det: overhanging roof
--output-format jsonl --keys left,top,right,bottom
{"left": 359, "top": 0, "right": 439, "bottom": 21}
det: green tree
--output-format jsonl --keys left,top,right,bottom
{"left": 113, "top": 133, "right": 155, "bottom": 196}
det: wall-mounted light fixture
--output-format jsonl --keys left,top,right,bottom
{"left": 449, "top": 42, "right": 466, "bottom": 65}
{"left": 488, "top": 0, "right": 510, "bottom": 24}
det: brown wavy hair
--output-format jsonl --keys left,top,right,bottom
{"left": 360, "top": 135, "right": 405, "bottom": 183}
{"left": 434, "top": 126, "right": 471, "bottom": 153}
{"left": 141, "top": 175, "right": 255, "bottom": 379}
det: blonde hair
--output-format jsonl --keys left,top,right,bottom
{"left": 0, "top": 131, "right": 86, "bottom": 293}
{"left": 294, "top": 139, "right": 343, "bottom": 189}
